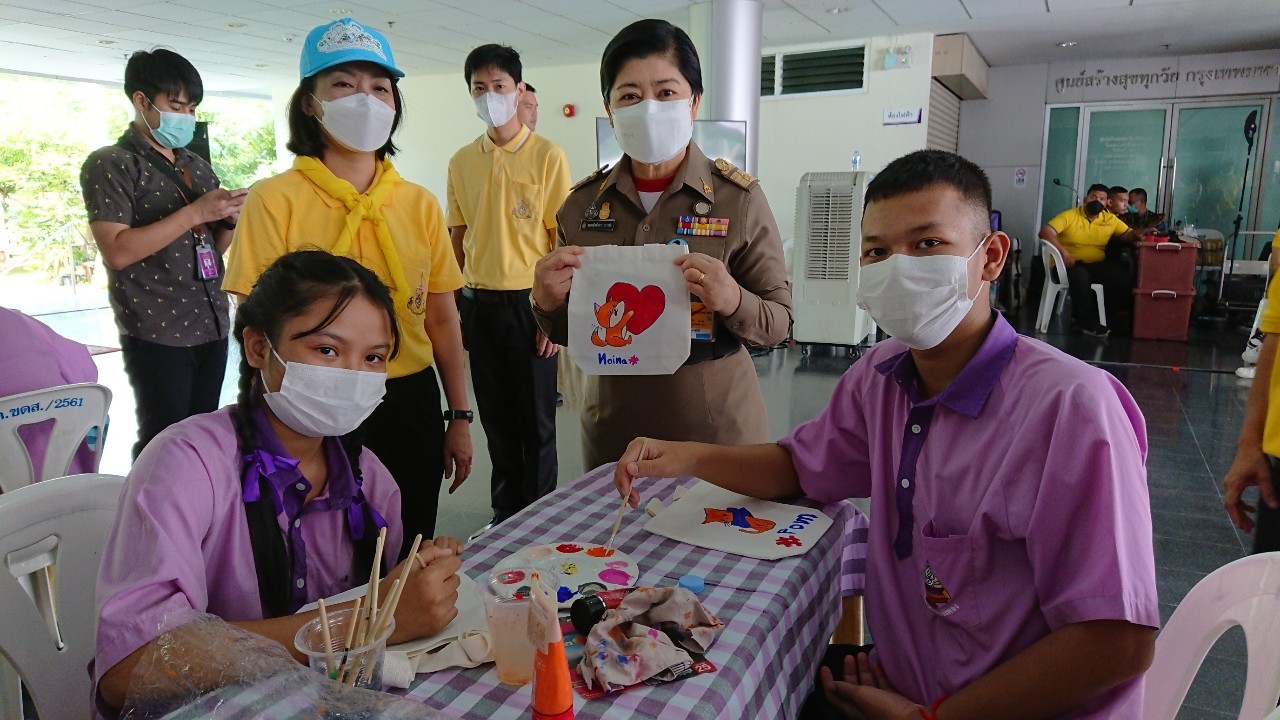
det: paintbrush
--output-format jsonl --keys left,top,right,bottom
{"left": 317, "top": 598, "right": 336, "bottom": 679}
{"left": 605, "top": 437, "right": 647, "bottom": 554}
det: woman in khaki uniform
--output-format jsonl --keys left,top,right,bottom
{"left": 532, "top": 19, "right": 792, "bottom": 470}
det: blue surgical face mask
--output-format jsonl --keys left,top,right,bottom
{"left": 146, "top": 100, "right": 196, "bottom": 149}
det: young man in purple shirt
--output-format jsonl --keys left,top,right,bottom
{"left": 614, "top": 150, "right": 1158, "bottom": 719}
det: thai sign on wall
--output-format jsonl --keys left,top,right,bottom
{"left": 1048, "top": 49, "right": 1280, "bottom": 103}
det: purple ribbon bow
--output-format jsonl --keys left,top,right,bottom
{"left": 241, "top": 448, "right": 300, "bottom": 514}
{"left": 347, "top": 479, "right": 388, "bottom": 542}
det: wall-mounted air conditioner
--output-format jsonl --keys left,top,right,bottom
{"left": 792, "top": 172, "right": 876, "bottom": 352}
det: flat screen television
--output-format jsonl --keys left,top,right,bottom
{"left": 595, "top": 117, "right": 748, "bottom": 170}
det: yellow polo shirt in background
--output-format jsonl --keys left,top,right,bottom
{"left": 223, "top": 159, "right": 464, "bottom": 378}
{"left": 1046, "top": 206, "right": 1130, "bottom": 264}
{"left": 446, "top": 124, "right": 572, "bottom": 290}
{"left": 1259, "top": 229, "right": 1280, "bottom": 456}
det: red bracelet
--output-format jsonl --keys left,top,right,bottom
{"left": 918, "top": 693, "right": 950, "bottom": 720}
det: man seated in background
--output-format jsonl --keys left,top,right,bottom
{"left": 1106, "top": 186, "right": 1129, "bottom": 216}
{"left": 1039, "top": 184, "right": 1143, "bottom": 337}
{"left": 1119, "top": 187, "right": 1164, "bottom": 235}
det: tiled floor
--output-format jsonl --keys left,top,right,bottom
{"left": 36, "top": 301, "right": 1264, "bottom": 717}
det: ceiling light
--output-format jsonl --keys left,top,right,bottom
{"left": 255, "top": 63, "right": 268, "bottom": 67}
{"left": 97, "top": 39, "right": 116, "bottom": 45}
{"left": 1057, "top": 41, "right": 1078, "bottom": 48}
{"left": 330, "top": 7, "right": 351, "bottom": 14}
{"left": 828, "top": 6, "right": 848, "bottom": 13}
{"left": 227, "top": 21, "right": 246, "bottom": 28}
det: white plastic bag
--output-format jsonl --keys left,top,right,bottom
{"left": 644, "top": 481, "right": 833, "bottom": 560}
{"left": 568, "top": 244, "right": 691, "bottom": 375}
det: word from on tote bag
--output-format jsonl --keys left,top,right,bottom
{"left": 568, "top": 244, "right": 690, "bottom": 375}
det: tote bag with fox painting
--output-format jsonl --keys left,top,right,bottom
{"left": 567, "top": 243, "right": 691, "bottom": 375}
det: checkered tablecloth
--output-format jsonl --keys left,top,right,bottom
{"left": 402, "top": 463, "right": 868, "bottom": 720}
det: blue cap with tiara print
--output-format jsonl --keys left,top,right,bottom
{"left": 299, "top": 17, "right": 404, "bottom": 79}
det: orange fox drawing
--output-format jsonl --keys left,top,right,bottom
{"left": 591, "top": 299, "right": 634, "bottom": 347}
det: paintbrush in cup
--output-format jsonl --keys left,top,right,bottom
{"left": 317, "top": 598, "right": 336, "bottom": 678}
{"left": 371, "top": 533, "right": 423, "bottom": 640}
{"left": 336, "top": 596, "right": 361, "bottom": 680}
{"left": 605, "top": 437, "right": 647, "bottom": 554}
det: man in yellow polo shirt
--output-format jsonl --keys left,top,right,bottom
{"left": 1039, "top": 183, "right": 1142, "bottom": 336}
{"left": 447, "top": 44, "right": 571, "bottom": 529}
{"left": 1225, "top": 233, "right": 1280, "bottom": 553}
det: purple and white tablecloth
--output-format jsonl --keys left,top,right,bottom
{"left": 403, "top": 463, "right": 869, "bottom": 720}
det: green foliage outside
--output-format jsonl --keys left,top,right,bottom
{"left": 0, "top": 72, "right": 276, "bottom": 281}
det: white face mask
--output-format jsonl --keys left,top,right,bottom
{"left": 610, "top": 98, "right": 693, "bottom": 165}
{"left": 261, "top": 345, "right": 386, "bottom": 438}
{"left": 856, "top": 237, "right": 989, "bottom": 351}
{"left": 315, "top": 93, "right": 395, "bottom": 153}
{"left": 474, "top": 91, "right": 518, "bottom": 128}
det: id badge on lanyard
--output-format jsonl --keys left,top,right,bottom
{"left": 180, "top": 164, "right": 220, "bottom": 281}
{"left": 195, "top": 241, "right": 219, "bottom": 281}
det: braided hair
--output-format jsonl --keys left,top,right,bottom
{"left": 232, "top": 250, "right": 401, "bottom": 618}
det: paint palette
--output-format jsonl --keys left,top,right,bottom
{"left": 493, "top": 542, "right": 639, "bottom": 608}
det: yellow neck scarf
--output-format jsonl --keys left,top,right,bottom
{"left": 294, "top": 156, "right": 409, "bottom": 309}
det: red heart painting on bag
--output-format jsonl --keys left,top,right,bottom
{"left": 606, "top": 282, "right": 666, "bottom": 335}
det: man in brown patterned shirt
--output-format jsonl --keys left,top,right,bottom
{"left": 80, "top": 49, "right": 246, "bottom": 458}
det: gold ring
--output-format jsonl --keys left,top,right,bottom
{"left": 697, "top": 271, "right": 706, "bottom": 284}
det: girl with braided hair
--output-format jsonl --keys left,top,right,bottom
{"left": 93, "top": 251, "right": 463, "bottom": 713}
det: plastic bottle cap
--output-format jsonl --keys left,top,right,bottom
{"left": 678, "top": 574, "right": 705, "bottom": 594}
{"left": 570, "top": 594, "right": 606, "bottom": 636}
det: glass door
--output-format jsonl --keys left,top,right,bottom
{"left": 1079, "top": 106, "right": 1170, "bottom": 203}
{"left": 1168, "top": 101, "right": 1269, "bottom": 261}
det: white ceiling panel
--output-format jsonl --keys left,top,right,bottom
{"left": 3, "top": 0, "right": 107, "bottom": 15}
{"left": 126, "top": 2, "right": 226, "bottom": 23}
{"left": 961, "top": 0, "right": 1048, "bottom": 18}
{"left": 873, "top": 0, "right": 970, "bottom": 24}
{"left": 1046, "top": 0, "right": 1127, "bottom": 9}
{"left": 0, "top": 0, "right": 1274, "bottom": 98}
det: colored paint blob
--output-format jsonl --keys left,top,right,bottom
{"left": 556, "top": 543, "right": 584, "bottom": 554}
{"left": 558, "top": 586, "right": 577, "bottom": 603}
{"left": 605, "top": 560, "right": 629, "bottom": 569}
{"left": 526, "top": 546, "right": 553, "bottom": 558}
{"left": 560, "top": 562, "right": 579, "bottom": 576}
{"left": 598, "top": 568, "right": 632, "bottom": 585}
{"left": 497, "top": 570, "right": 525, "bottom": 585}
{"left": 586, "top": 546, "right": 615, "bottom": 557}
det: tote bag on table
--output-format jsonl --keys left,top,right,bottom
{"left": 567, "top": 244, "right": 691, "bottom": 375}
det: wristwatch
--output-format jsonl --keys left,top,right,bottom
{"left": 443, "top": 409, "right": 474, "bottom": 422}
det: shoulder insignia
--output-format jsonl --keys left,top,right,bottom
{"left": 713, "top": 158, "right": 757, "bottom": 190}
{"left": 571, "top": 164, "right": 611, "bottom": 192}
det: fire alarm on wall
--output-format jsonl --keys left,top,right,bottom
{"left": 562, "top": 104, "right": 575, "bottom": 118}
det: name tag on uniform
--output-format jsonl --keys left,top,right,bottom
{"left": 581, "top": 219, "right": 616, "bottom": 232}
{"left": 195, "top": 243, "right": 219, "bottom": 281}
{"left": 691, "top": 300, "right": 715, "bottom": 341}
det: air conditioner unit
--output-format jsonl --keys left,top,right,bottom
{"left": 792, "top": 171, "right": 876, "bottom": 350}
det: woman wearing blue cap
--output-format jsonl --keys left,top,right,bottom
{"left": 225, "top": 18, "right": 473, "bottom": 556}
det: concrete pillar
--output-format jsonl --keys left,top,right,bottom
{"left": 688, "top": 0, "right": 763, "bottom": 175}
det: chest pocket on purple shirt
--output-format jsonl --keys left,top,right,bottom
{"left": 918, "top": 521, "right": 983, "bottom": 629}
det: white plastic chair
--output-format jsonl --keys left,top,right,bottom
{"left": 1141, "top": 552, "right": 1280, "bottom": 720}
{"left": 1036, "top": 239, "right": 1106, "bottom": 333}
{"left": 0, "top": 473, "right": 125, "bottom": 720}
{"left": 0, "top": 383, "right": 111, "bottom": 493}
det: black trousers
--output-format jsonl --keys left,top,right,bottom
{"left": 460, "top": 290, "right": 558, "bottom": 522}
{"left": 1066, "top": 258, "right": 1132, "bottom": 327}
{"left": 799, "top": 643, "right": 877, "bottom": 720}
{"left": 1258, "top": 460, "right": 1280, "bottom": 554}
{"left": 360, "top": 367, "right": 445, "bottom": 558}
{"left": 120, "top": 335, "right": 228, "bottom": 460}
